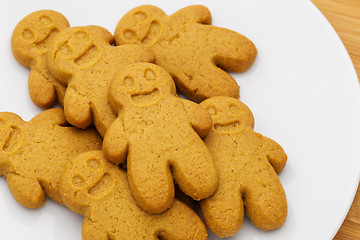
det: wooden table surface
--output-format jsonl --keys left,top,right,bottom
{"left": 311, "top": 0, "right": 360, "bottom": 239}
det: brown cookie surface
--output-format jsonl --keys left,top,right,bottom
{"left": 47, "top": 25, "right": 155, "bottom": 136}
{"left": 115, "top": 5, "right": 257, "bottom": 102}
{"left": 0, "top": 108, "right": 102, "bottom": 208}
{"left": 199, "top": 96, "right": 287, "bottom": 237}
{"left": 60, "top": 150, "right": 208, "bottom": 240}
{"left": 103, "top": 62, "right": 218, "bottom": 213}
{"left": 11, "top": 10, "right": 70, "bottom": 108}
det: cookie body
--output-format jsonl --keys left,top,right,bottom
{"left": 199, "top": 96, "right": 287, "bottom": 237}
{"left": 47, "top": 25, "right": 155, "bottom": 136}
{"left": 11, "top": 10, "right": 70, "bottom": 108}
{"left": 103, "top": 62, "right": 218, "bottom": 213}
{"left": 60, "top": 150, "right": 208, "bottom": 240}
{"left": 115, "top": 5, "right": 257, "bottom": 102}
{"left": 0, "top": 108, "right": 102, "bottom": 208}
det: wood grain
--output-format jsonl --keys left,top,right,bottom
{"left": 311, "top": 0, "right": 360, "bottom": 239}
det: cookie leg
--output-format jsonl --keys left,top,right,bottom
{"left": 155, "top": 200, "right": 208, "bottom": 240}
{"left": 243, "top": 165, "right": 287, "bottom": 230}
{"left": 200, "top": 184, "right": 244, "bottom": 237}
{"left": 127, "top": 156, "right": 174, "bottom": 213}
{"left": 170, "top": 144, "right": 218, "bottom": 200}
{"left": 28, "top": 68, "right": 57, "bottom": 109}
{"left": 6, "top": 173, "right": 45, "bottom": 208}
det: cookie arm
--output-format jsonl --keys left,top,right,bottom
{"left": 103, "top": 118, "right": 128, "bottom": 164}
{"left": 116, "top": 44, "right": 155, "bottom": 64}
{"left": 172, "top": 5, "right": 212, "bottom": 24}
{"left": 180, "top": 99, "right": 212, "bottom": 138}
{"left": 262, "top": 136, "right": 287, "bottom": 174}
{"left": 28, "top": 67, "right": 57, "bottom": 109}
{"left": 6, "top": 173, "right": 45, "bottom": 208}
{"left": 30, "top": 108, "right": 67, "bottom": 126}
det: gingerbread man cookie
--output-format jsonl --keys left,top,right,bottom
{"left": 199, "top": 96, "right": 287, "bottom": 237}
{"left": 11, "top": 10, "right": 70, "bottom": 108}
{"left": 0, "top": 108, "right": 102, "bottom": 208}
{"left": 47, "top": 25, "right": 155, "bottom": 136}
{"left": 115, "top": 5, "right": 257, "bottom": 102}
{"left": 103, "top": 63, "right": 218, "bottom": 213}
{"left": 59, "top": 150, "right": 208, "bottom": 240}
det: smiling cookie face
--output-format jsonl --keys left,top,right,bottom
{"left": 115, "top": 5, "right": 164, "bottom": 46}
{"left": 200, "top": 96, "right": 254, "bottom": 134}
{"left": 59, "top": 150, "right": 209, "bottom": 240}
{"left": 109, "top": 63, "right": 176, "bottom": 109}
{"left": 11, "top": 10, "right": 70, "bottom": 65}
{"left": 48, "top": 26, "right": 113, "bottom": 84}
{"left": 60, "top": 151, "right": 115, "bottom": 213}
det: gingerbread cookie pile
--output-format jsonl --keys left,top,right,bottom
{"left": 3, "top": 5, "right": 287, "bottom": 239}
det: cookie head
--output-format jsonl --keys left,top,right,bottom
{"left": 60, "top": 151, "right": 115, "bottom": 213}
{"left": 109, "top": 63, "right": 176, "bottom": 109}
{"left": 48, "top": 26, "right": 113, "bottom": 83}
{"left": 115, "top": 5, "right": 164, "bottom": 46}
{"left": 11, "top": 10, "right": 69, "bottom": 66}
{"left": 200, "top": 96, "right": 254, "bottom": 134}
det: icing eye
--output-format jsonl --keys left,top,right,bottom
{"left": 123, "top": 76, "right": 134, "bottom": 89}
{"left": 39, "top": 15, "right": 52, "bottom": 25}
{"left": 133, "top": 11, "right": 148, "bottom": 21}
{"left": 229, "top": 104, "right": 241, "bottom": 115}
{"left": 144, "top": 68, "right": 156, "bottom": 81}
{"left": 72, "top": 175, "right": 86, "bottom": 189}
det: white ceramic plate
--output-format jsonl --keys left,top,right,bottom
{"left": 1, "top": 0, "right": 360, "bottom": 239}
